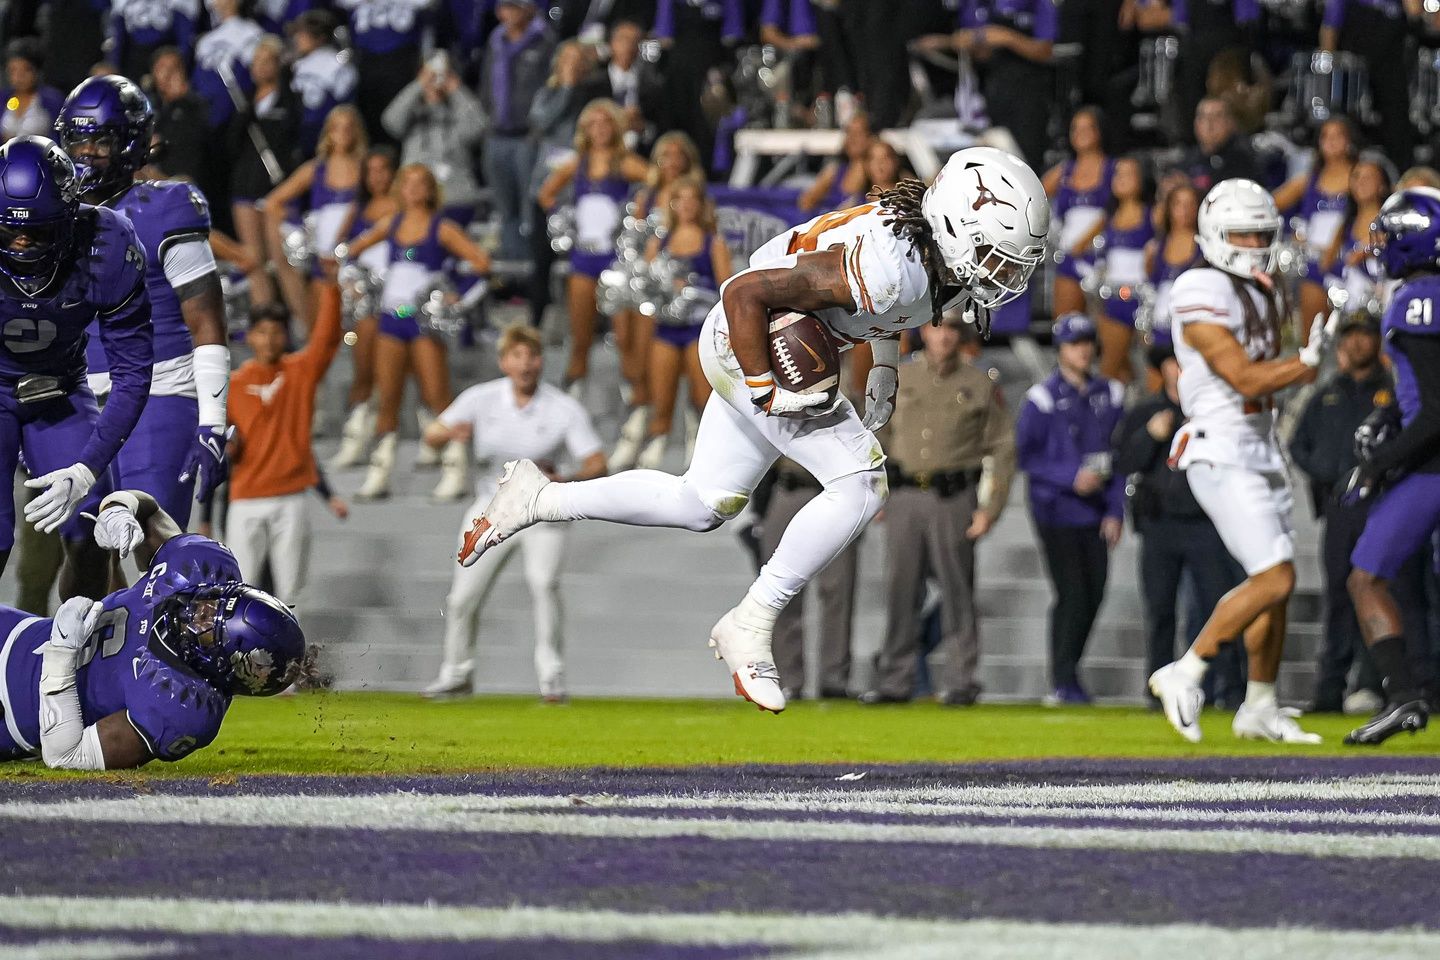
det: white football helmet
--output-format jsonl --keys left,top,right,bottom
{"left": 921, "top": 146, "right": 1050, "bottom": 308}
{"left": 1197, "top": 179, "right": 1282, "bottom": 279}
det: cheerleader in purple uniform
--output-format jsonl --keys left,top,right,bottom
{"left": 1144, "top": 180, "right": 1203, "bottom": 389}
{"left": 331, "top": 147, "right": 398, "bottom": 469}
{"left": 262, "top": 105, "right": 366, "bottom": 331}
{"left": 1082, "top": 157, "right": 1153, "bottom": 383}
{"left": 538, "top": 99, "right": 649, "bottom": 396}
{"left": 1318, "top": 154, "right": 1393, "bottom": 311}
{"left": 1043, "top": 108, "right": 1114, "bottom": 318}
{"left": 637, "top": 179, "right": 734, "bottom": 470}
{"left": 344, "top": 164, "right": 492, "bottom": 501}
{"left": 1275, "top": 118, "right": 1356, "bottom": 325}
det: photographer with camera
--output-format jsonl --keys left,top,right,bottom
{"left": 382, "top": 51, "right": 486, "bottom": 221}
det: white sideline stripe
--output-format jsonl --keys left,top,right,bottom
{"left": 441, "top": 793, "right": 1440, "bottom": 830}
{"left": 2, "top": 940, "right": 178, "bottom": 960}
{"left": 6, "top": 894, "right": 1440, "bottom": 959}
{"left": 4, "top": 793, "right": 1440, "bottom": 860}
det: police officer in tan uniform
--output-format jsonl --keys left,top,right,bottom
{"left": 863, "top": 311, "right": 1017, "bottom": 705}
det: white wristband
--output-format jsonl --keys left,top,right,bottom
{"left": 193, "top": 343, "right": 231, "bottom": 428}
{"left": 98, "top": 490, "right": 142, "bottom": 517}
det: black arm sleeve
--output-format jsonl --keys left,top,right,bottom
{"left": 1112, "top": 402, "right": 1165, "bottom": 476}
{"left": 1369, "top": 334, "right": 1440, "bottom": 475}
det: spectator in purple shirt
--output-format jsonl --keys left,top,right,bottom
{"left": 1016, "top": 313, "right": 1126, "bottom": 705}
{"left": 110, "top": 0, "right": 199, "bottom": 84}
{"left": 479, "top": 0, "right": 554, "bottom": 261}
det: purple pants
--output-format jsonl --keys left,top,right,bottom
{"left": 110, "top": 393, "right": 198, "bottom": 527}
{"left": 1352, "top": 472, "right": 1440, "bottom": 579}
{"left": 0, "top": 386, "right": 112, "bottom": 550}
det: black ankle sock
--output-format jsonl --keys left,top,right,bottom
{"left": 1370, "top": 636, "right": 1420, "bottom": 703}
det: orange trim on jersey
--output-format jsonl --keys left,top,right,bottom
{"left": 849, "top": 238, "right": 875, "bottom": 314}
{"left": 786, "top": 204, "right": 876, "bottom": 255}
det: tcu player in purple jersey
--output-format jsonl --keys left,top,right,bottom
{"left": 1342, "top": 187, "right": 1440, "bottom": 745}
{"left": 0, "top": 489, "right": 305, "bottom": 769}
{"left": 0, "top": 135, "right": 153, "bottom": 598}
{"left": 57, "top": 75, "right": 231, "bottom": 527}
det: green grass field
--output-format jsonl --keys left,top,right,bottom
{"left": 4, "top": 692, "right": 1435, "bottom": 779}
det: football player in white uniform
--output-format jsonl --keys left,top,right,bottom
{"left": 457, "top": 147, "right": 1049, "bottom": 713}
{"left": 1150, "top": 179, "right": 1341, "bottom": 743}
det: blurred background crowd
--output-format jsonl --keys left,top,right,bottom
{"left": 3, "top": 0, "right": 1437, "bottom": 710}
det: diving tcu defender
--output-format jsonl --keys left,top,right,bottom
{"left": 460, "top": 146, "right": 1050, "bottom": 714}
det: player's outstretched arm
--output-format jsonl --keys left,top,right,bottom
{"left": 1182, "top": 322, "right": 1317, "bottom": 400}
{"left": 91, "top": 490, "right": 183, "bottom": 571}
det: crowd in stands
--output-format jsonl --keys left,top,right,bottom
{"left": 2, "top": 0, "right": 1437, "bottom": 706}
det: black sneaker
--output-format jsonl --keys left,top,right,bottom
{"left": 937, "top": 684, "right": 982, "bottom": 707}
{"left": 1344, "top": 700, "right": 1430, "bottom": 745}
{"left": 858, "top": 690, "right": 910, "bottom": 705}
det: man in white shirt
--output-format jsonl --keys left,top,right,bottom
{"left": 421, "top": 323, "right": 605, "bottom": 701}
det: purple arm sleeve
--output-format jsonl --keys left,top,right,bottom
{"left": 1172, "top": 0, "right": 1189, "bottom": 26}
{"left": 80, "top": 284, "right": 154, "bottom": 477}
{"left": 1032, "top": 0, "right": 1058, "bottom": 42}
{"left": 654, "top": 0, "right": 674, "bottom": 39}
{"left": 1322, "top": 0, "right": 1345, "bottom": 30}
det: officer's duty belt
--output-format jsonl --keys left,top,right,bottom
{"left": 888, "top": 465, "right": 982, "bottom": 497}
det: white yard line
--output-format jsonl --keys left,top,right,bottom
{"left": 3, "top": 792, "right": 1439, "bottom": 859}
{"left": 2, "top": 895, "right": 1439, "bottom": 959}
{"left": 0, "top": 939, "right": 178, "bottom": 960}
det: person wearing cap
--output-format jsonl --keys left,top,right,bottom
{"left": 1289, "top": 312, "right": 1429, "bottom": 713}
{"left": 1114, "top": 345, "right": 1245, "bottom": 707}
{"left": 863, "top": 311, "right": 1016, "bottom": 705}
{"left": 1016, "top": 312, "right": 1126, "bottom": 704}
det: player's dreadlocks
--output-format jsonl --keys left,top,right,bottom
{"left": 1229, "top": 271, "right": 1289, "bottom": 361}
{"left": 868, "top": 178, "right": 959, "bottom": 329}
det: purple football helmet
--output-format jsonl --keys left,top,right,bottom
{"left": 0, "top": 136, "right": 81, "bottom": 295}
{"left": 153, "top": 583, "right": 307, "bottom": 697}
{"left": 55, "top": 75, "right": 155, "bottom": 201}
{"left": 1370, "top": 187, "right": 1440, "bottom": 280}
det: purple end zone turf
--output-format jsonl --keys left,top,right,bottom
{"left": 3, "top": 818, "right": 1438, "bottom": 931}
{"left": 0, "top": 927, "right": 767, "bottom": 960}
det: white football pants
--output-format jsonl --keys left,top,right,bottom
{"left": 441, "top": 498, "right": 566, "bottom": 696}
{"left": 224, "top": 493, "right": 311, "bottom": 605}
{"left": 1185, "top": 461, "right": 1295, "bottom": 576}
{"left": 540, "top": 303, "right": 888, "bottom": 611}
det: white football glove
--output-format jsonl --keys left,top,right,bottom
{"left": 92, "top": 504, "right": 145, "bottom": 558}
{"left": 862, "top": 363, "right": 898, "bottom": 431}
{"left": 23, "top": 463, "right": 97, "bottom": 534}
{"left": 48, "top": 596, "right": 103, "bottom": 654}
{"left": 1299, "top": 309, "right": 1343, "bottom": 368}
{"left": 748, "top": 372, "right": 837, "bottom": 418}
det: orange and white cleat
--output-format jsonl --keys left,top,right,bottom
{"left": 708, "top": 606, "right": 786, "bottom": 713}
{"left": 458, "top": 459, "right": 550, "bottom": 567}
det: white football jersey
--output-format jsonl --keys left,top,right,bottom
{"left": 747, "top": 204, "right": 955, "bottom": 345}
{"left": 1170, "top": 266, "right": 1285, "bottom": 471}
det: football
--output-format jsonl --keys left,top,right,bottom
{"left": 768, "top": 310, "right": 841, "bottom": 405}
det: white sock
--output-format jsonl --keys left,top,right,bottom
{"left": 536, "top": 469, "right": 721, "bottom": 531}
{"left": 749, "top": 470, "right": 885, "bottom": 609}
{"left": 1176, "top": 650, "right": 1210, "bottom": 684}
{"left": 735, "top": 588, "right": 781, "bottom": 631}
{"left": 1245, "top": 681, "right": 1276, "bottom": 708}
